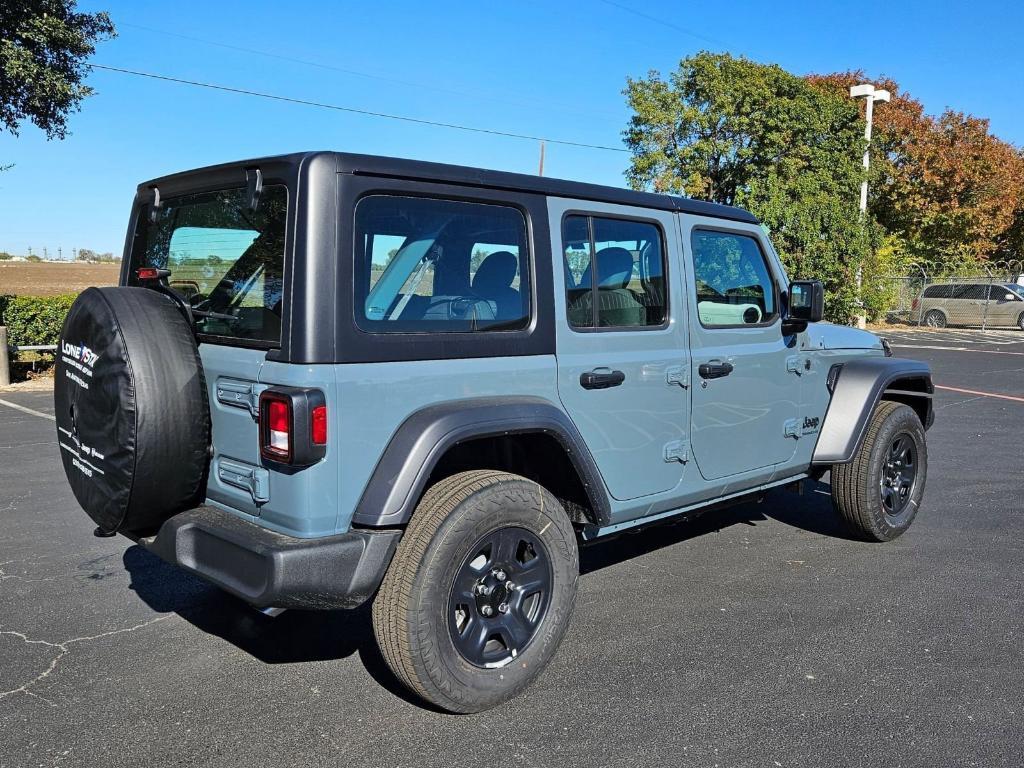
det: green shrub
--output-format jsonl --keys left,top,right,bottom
{"left": 0, "top": 294, "right": 78, "bottom": 347}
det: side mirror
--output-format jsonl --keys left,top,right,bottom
{"left": 1005, "top": 293, "right": 1016, "bottom": 302}
{"left": 783, "top": 280, "right": 824, "bottom": 334}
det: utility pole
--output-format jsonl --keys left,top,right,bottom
{"left": 538, "top": 140, "right": 546, "bottom": 177}
{"left": 849, "top": 83, "right": 890, "bottom": 329}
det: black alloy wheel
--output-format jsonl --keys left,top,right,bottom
{"left": 448, "top": 527, "right": 553, "bottom": 668}
{"left": 880, "top": 432, "right": 918, "bottom": 519}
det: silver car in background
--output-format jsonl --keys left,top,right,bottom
{"left": 913, "top": 282, "right": 1024, "bottom": 330}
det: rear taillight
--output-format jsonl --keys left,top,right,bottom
{"left": 259, "top": 388, "right": 327, "bottom": 466}
{"left": 912, "top": 298, "right": 919, "bottom": 311}
{"left": 265, "top": 396, "right": 291, "bottom": 460}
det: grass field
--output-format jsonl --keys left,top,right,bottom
{"left": 0, "top": 261, "right": 121, "bottom": 296}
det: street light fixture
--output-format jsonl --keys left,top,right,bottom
{"left": 850, "top": 83, "right": 890, "bottom": 328}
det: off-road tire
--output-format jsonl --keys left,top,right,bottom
{"left": 831, "top": 400, "right": 927, "bottom": 542}
{"left": 372, "top": 470, "right": 578, "bottom": 713}
{"left": 923, "top": 309, "right": 947, "bottom": 328}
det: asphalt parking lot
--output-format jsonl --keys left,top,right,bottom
{"left": 2, "top": 328, "right": 1022, "bottom": 768}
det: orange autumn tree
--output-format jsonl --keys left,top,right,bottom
{"left": 808, "top": 71, "right": 1024, "bottom": 273}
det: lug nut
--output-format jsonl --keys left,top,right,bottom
{"left": 498, "top": 603, "right": 509, "bottom": 614}
{"left": 481, "top": 605, "right": 494, "bottom": 617}
{"left": 494, "top": 570, "right": 507, "bottom": 581}
{"left": 505, "top": 581, "right": 515, "bottom": 591}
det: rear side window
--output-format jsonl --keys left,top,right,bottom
{"left": 922, "top": 285, "right": 950, "bottom": 299}
{"left": 563, "top": 215, "right": 667, "bottom": 329}
{"left": 129, "top": 185, "right": 288, "bottom": 345}
{"left": 355, "top": 196, "right": 530, "bottom": 333}
{"left": 690, "top": 230, "right": 777, "bottom": 327}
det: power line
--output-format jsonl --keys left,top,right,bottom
{"left": 120, "top": 22, "right": 618, "bottom": 120}
{"left": 87, "top": 63, "right": 630, "bottom": 153}
{"left": 594, "top": 0, "right": 725, "bottom": 46}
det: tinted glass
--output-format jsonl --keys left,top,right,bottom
{"left": 355, "top": 196, "right": 530, "bottom": 333}
{"left": 563, "top": 215, "right": 666, "bottom": 329}
{"left": 129, "top": 185, "right": 288, "bottom": 344}
{"left": 691, "top": 230, "right": 776, "bottom": 327}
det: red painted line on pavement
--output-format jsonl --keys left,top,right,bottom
{"left": 934, "top": 385, "right": 1024, "bottom": 403}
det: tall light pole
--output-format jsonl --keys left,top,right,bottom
{"left": 850, "top": 83, "right": 890, "bottom": 328}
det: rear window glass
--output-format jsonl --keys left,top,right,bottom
{"left": 354, "top": 195, "right": 530, "bottom": 333}
{"left": 128, "top": 185, "right": 288, "bottom": 345}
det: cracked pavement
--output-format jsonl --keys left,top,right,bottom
{"left": 2, "top": 337, "right": 1024, "bottom": 768}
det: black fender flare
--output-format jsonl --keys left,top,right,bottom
{"left": 352, "top": 396, "right": 612, "bottom": 527}
{"left": 812, "top": 357, "right": 934, "bottom": 465}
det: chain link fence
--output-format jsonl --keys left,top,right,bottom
{"left": 867, "top": 260, "right": 1024, "bottom": 330}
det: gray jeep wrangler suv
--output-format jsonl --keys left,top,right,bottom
{"left": 55, "top": 152, "right": 933, "bottom": 712}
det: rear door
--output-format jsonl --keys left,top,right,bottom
{"left": 680, "top": 218, "right": 798, "bottom": 481}
{"left": 550, "top": 199, "right": 690, "bottom": 502}
{"left": 127, "top": 183, "right": 289, "bottom": 517}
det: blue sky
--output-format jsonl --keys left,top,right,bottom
{"left": 1, "top": 0, "right": 1021, "bottom": 257}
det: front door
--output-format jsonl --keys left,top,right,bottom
{"left": 680, "top": 219, "right": 798, "bottom": 481}
{"left": 550, "top": 199, "right": 690, "bottom": 502}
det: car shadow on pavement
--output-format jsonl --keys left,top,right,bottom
{"left": 580, "top": 480, "right": 856, "bottom": 575}
{"left": 121, "top": 545, "right": 433, "bottom": 707}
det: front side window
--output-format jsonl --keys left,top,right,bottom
{"left": 355, "top": 196, "right": 530, "bottom": 333}
{"left": 691, "top": 230, "right": 777, "bottom": 327}
{"left": 129, "top": 185, "right": 288, "bottom": 344}
{"left": 563, "top": 215, "right": 666, "bottom": 329}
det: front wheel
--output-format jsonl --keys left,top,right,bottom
{"left": 372, "top": 470, "right": 579, "bottom": 713}
{"left": 1016, "top": 311, "right": 1024, "bottom": 331}
{"left": 831, "top": 401, "right": 928, "bottom": 542}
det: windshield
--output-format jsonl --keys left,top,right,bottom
{"left": 1005, "top": 284, "right": 1024, "bottom": 299}
{"left": 128, "top": 185, "right": 288, "bottom": 344}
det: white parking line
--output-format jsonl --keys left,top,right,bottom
{"left": 890, "top": 344, "right": 1024, "bottom": 356}
{"left": 0, "top": 398, "right": 56, "bottom": 422}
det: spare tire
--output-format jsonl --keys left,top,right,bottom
{"left": 54, "top": 287, "right": 210, "bottom": 534}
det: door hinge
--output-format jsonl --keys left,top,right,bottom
{"left": 666, "top": 365, "right": 689, "bottom": 388}
{"left": 664, "top": 440, "right": 689, "bottom": 463}
{"left": 216, "top": 378, "right": 266, "bottom": 420}
{"left": 217, "top": 458, "right": 270, "bottom": 504}
{"left": 783, "top": 418, "right": 801, "bottom": 439}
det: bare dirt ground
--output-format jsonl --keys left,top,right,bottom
{"left": 0, "top": 262, "right": 120, "bottom": 296}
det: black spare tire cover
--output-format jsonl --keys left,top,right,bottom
{"left": 54, "top": 287, "right": 210, "bottom": 534}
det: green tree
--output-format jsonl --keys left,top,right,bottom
{"left": 1, "top": 1, "right": 115, "bottom": 163}
{"left": 624, "top": 52, "right": 873, "bottom": 322}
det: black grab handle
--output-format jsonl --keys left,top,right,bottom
{"left": 698, "top": 361, "right": 734, "bottom": 380}
{"left": 580, "top": 370, "right": 626, "bottom": 390}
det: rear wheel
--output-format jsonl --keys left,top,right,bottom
{"left": 831, "top": 401, "right": 927, "bottom": 542}
{"left": 923, "top": 309, "right": 947, "bottom": 328}
{"left": 372, "top": 470, "right": 578, "bottom": 713}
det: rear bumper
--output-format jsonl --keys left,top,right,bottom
{"left": 132, "top": 506, "right": 401, "bottom": 609}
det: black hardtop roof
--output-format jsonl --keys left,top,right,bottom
{"left": 139, "top": 151, "right": 759, "bottom": 225}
